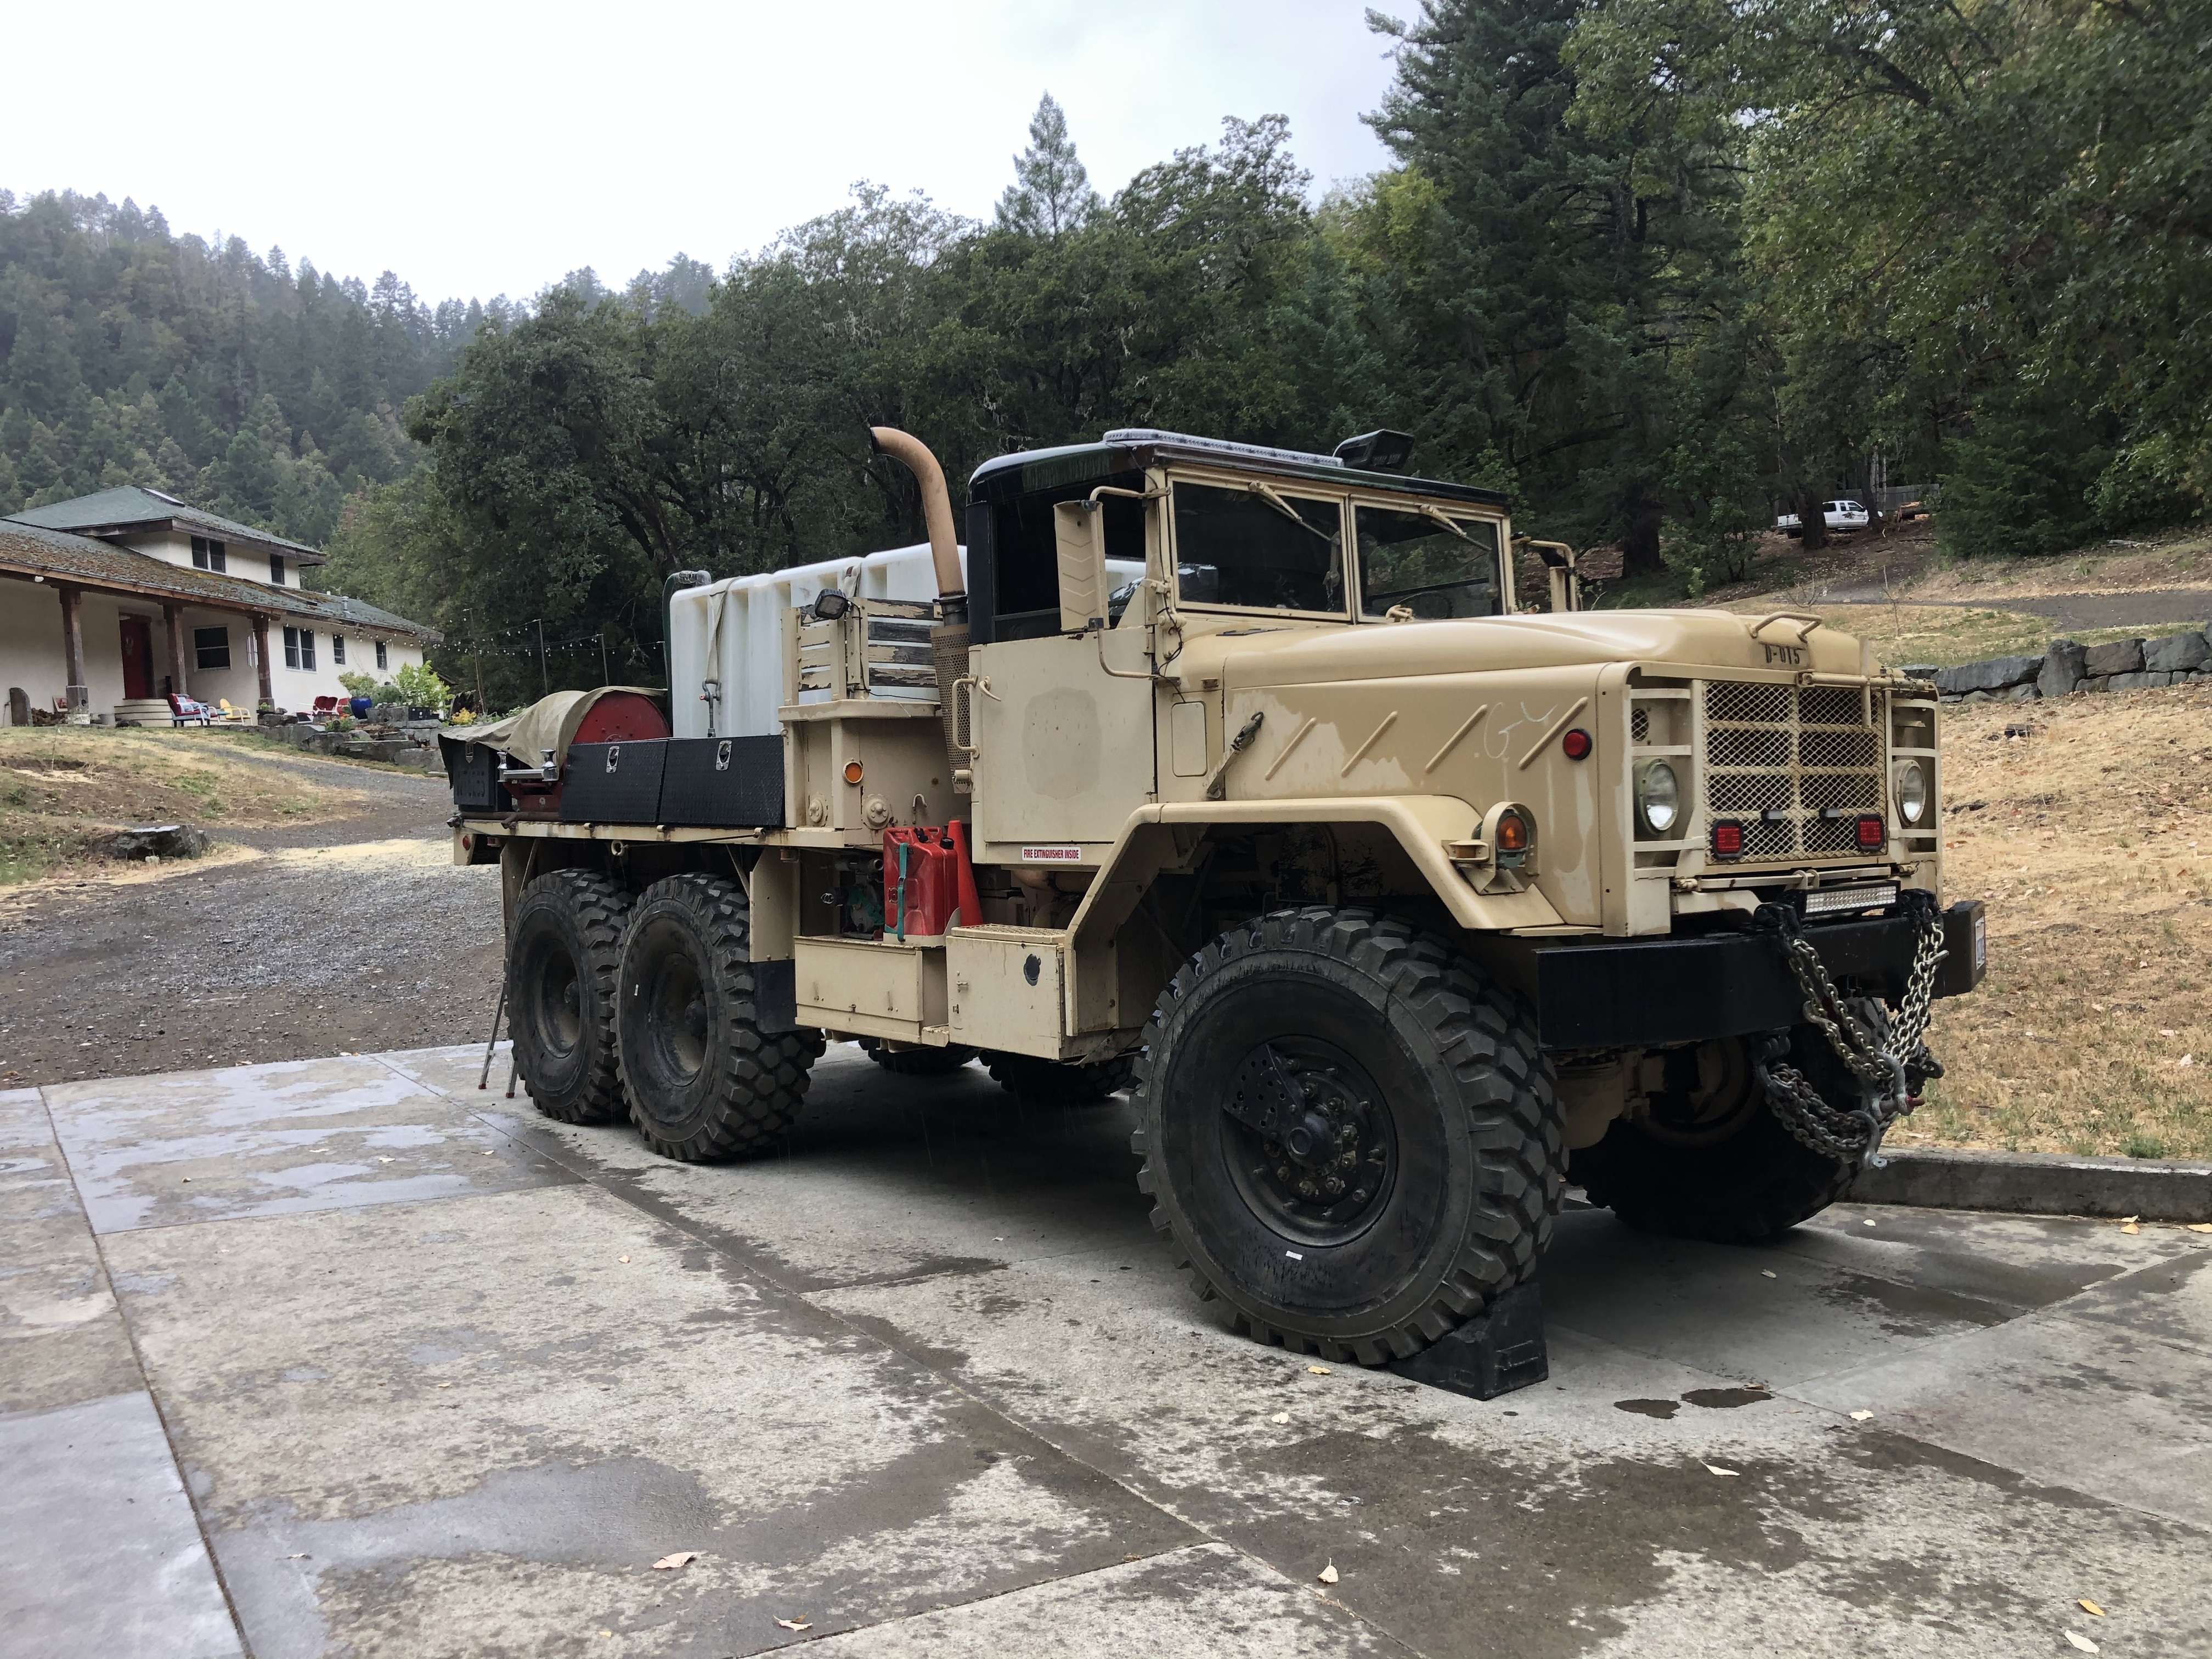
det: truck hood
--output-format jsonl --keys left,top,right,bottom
{"left": 1185, "top": 608, "right": 1877, "bottom": 690}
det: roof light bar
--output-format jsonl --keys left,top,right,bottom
{"left": 1102, "top": 429, "right": 1346, "bottom": 469}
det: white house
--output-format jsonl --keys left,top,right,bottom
{"left": 0, "top": 487, "right": 438, "bottom": 724}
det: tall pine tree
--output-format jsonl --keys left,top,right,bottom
{"left": 995, "top": 94, "right": 1102, "bottom": 239}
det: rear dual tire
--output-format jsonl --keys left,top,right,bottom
{"left": 616, "top": 874, "right": 823, "bottom": 1162}
{"left": 506, "top": 871, "right": 632, "bottom": 1124}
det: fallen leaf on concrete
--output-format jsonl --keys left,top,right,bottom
{"left": 181, "top": 1176, "right": 191, "bottom": 1182}
{"left": 2121, "top": 1222, "right": 2140, "bottom": 1235}
{"left": 618, "top": 1256, "right": 631, "bottom": 1263}
{"left": 1862, "top": 1219, "right": 1877, "bottom": 1227}
{"left": 1849, "top": 1410, "right": 1874, "bottom": 1421}
{"left": 651, "top": 1551, "right": 697, "bottom": 1571}
{"left": 1306, "top": 1365, "right": 1332, "bottom": 1375}
{"left": 1271, "top": 1412, "right": 1290, "bottom": 1424}
{"left": 437, "top": 1383, "right": 452, "bottom": 1390}
{"left": 1703, "top": 1463, "right": 1739, "bottom": 1477}
{"left": 2064, "top": 1631, "right": 2100, "bottom": 1653}
{"left": 2187, "top": 1224, "right": 2212, "bottom": 1234}
{"left": 2078, "top": 1599, "right": 2106, "bottom": 1617}
{"left": 376, "top": 1156, "right": 395, "bottom": 1165}
{"left": 1760, "top": 1270, "right": 1777, "bottom": 1278}
{"left": 1318, "top": 1563, "right": 1339, "bottom": 1584}
{"left": 776, "top": 1617, "right": 811, "bottom": 1630}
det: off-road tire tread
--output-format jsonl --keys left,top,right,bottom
{"left": 1130, "top": 906, "right": 1563, "bottom": 1365}
{"left": 986, "top": 1051, "right": 1138, "bottom": 1104}
{"left": 620, "top": 873, "right": 825, "bottom": 1163}
{"left": 1571, "top": 1003, "right": 1886, "bottom": 1243}
{"left": 860, "top": 1039, "right": 981, "bottom": 1076}
{"left": 509, "top": 869, "right": 633, "bottom": 1125}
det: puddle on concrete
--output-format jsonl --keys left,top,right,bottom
{"left": 1683, "top": 1386, "right": 1774, "bottom": 1409}
{"left": 1613, "top": 1399, "right": 1680, "bottom": 1419}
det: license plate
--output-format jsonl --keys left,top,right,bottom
{"left": 1803, "top": 882, "right": 1898, "bottom": 917}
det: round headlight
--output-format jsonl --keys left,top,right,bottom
{"left": 1635, "top": 760, "right": 1680, "bottom": 834}
{"left": 1895, "top": 759, "right": 1929, "bottom": 824}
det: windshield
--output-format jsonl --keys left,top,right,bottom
{"left": 1171, "top": 482, "right": 1344, "bottom": 613}
{"left": 1354, "top": 506, "right": 1502, "bottom": 619}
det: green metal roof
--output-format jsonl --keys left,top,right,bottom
{"left": 9, "top": 486, "right": 328, "bottom": 560}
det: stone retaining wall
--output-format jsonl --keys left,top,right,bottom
{"left": 1912, "top": 622, "right": 2212, "bottom": 703}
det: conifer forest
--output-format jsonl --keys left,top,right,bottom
{"left": 4, "top": 0, "right": 2207, "bottom": 704}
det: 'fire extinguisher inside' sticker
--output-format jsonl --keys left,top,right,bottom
{"left": 1020, "top": 846, "right": 1083, "bottom": 864}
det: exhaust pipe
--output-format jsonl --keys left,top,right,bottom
{"left": 868, "top": 427, "right": 972, "bottom": 794}
{"left": 869, "top": 427, "right": 964, "bottom": 618}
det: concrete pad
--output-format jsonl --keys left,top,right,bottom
{"left": 1774, "top": 1201, "right": 2202, "bottom": 1310}
{"left": 43, "top": 1056, "right": 576, "bottom": 1234}
{"left": 1790, "top": 1306, "right": 2212, "bottom": 1529}
{"left": 2050, "top": 1246, "right": 2212, "bottom": 1358}
{"left": 0, "top": 1390, "right": 241, "bottom": 1659}
{"left": 465, "top": 1044, "right": 1153, "bottom": 1294}
{"left": 104, "top": 1182, "right": 1197, "bottom": 1657}
{"left": 808, "top": 1244, "right": 2212, "bottom": 1659}
{"left": 797, "top": 1543, "right": 1385, "bottom": 1657}
{"left": 1541, "top": 1209, "right": 2013, "bottom": 1388}
{"left": 0, "top": 1087, "right": 140, "bottom": 1414}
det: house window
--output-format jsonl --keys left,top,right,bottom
{"left": 283, "top": 627, "right": 302, "bottom": 669}
{"left": 331, "top": 634, "right": 346, "bottom": 665}
{"left": 194, "top": 626, "right": 231, "bottom": 670}
{"left": 269, "top": 555, "right": 286, "bottom": 586}
{"left": 301, "top": 629, "right": 315, "bottom": 670}
{"left": 191, "top": 536, "right": 227, "bottom": 573}
{"left": 375, "top": 640, "right": 388, "bottom": 670}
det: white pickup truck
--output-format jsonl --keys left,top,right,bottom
{"left": 1776, "top": 500, "right": 1871, "bottom": 537}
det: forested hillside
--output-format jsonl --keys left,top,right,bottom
{"left": 0, "top": 190, "right": 505, "bottom": 545}
{"left": 7, "top": 0, "right": 2208, "bottom": 706}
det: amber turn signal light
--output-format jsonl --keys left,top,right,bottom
{"left": 1495, "top": 812, "right": 1530, "bottom": 853}
{"left": 843, "top": 760, "right": 865, "bottom": 785}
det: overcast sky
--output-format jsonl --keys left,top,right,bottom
{"left": 10, "top": 1, "right": 1411, "bottom": 306}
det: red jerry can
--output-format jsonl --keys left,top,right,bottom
{"left": 883, "top": 821, "right": 983, "bottom": 940}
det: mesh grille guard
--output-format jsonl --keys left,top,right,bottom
{"left": 1702, "top": 681, "right": 1886, "bottom": 861}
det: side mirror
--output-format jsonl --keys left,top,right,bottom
{"left": 1053, "top": 499, "right": 1110, "bottom": 634}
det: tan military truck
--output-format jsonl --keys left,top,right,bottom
{"left": 449, "top": 425, "right": 1984, "bottom": 1369}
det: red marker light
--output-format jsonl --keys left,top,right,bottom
{"left": 1561, "top": 728, "right": 1592, "bottom": 760}
{"left": 1856, "top": 815, "right": 1886, "bottom": 849}
{"left": 1711, "top": 821, "right": 1744, "bottom": 859}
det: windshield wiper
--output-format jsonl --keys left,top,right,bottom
{"left": 1250, "top": 483, "right": 1338, "bottom": 545}
{"left": 1420, "top": 505, "right": 1474, "bottom": 543}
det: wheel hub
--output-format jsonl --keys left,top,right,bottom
{"left": 1221, "top": 1040, "right": 1395, "bottom": 1245}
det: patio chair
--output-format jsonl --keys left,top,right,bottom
{"left": 166, "top": 692, "right": 213, "bottom": 727}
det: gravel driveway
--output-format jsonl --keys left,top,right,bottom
{"left": 0, "top": 761, "right": 501, "bottom": 1087}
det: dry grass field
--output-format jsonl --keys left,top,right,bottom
{"left": 1904, "top": 684, "right": 2212, "bottom": 1161}
{"left": 0, "top": 726, "right": 365, "bottom": 883}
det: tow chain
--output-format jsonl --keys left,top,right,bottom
{"left": 1751, "top": 891, "right": 1949, "bottom": 1170}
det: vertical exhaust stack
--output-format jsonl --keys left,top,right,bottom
{"left": 869, "top": 427, "right": 972, "bottom": 794}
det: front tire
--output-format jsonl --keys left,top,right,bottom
{"left": 1571, "top": 1021, "right": 1874, "bottom": 1242}
{"left": 506, "top": 870, "right": 631, "bottom": 1124}
{"left": 617, "top": 874, "right": 823, "bottom": 1162}
{"left": 1132, "top": 909, "right": 1564, "bottom": 1365}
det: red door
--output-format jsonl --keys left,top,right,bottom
{"left": 120, "top": 616, "right": 154, "bottom": 699}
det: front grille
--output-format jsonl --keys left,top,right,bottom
{"left": 1703, "top": 681, "right": 1883, "bottom": 860}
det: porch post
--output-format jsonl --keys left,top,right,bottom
{"left": 251, "top": 613, "right": 274, "bottom": 708}
{"left": 163, "top": 602, "right": 189, "bottom": 698}
{"left": 58, "top": 583, "right": 89, "bottom": 718}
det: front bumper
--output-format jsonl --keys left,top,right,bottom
{"left": 1534, "top": 900, "right": 1985, "bottom": 1051}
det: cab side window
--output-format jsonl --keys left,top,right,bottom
{"left": 1354, "top": 507, "right": 1501, "bottom": 618}
{"left": 1171, "top": 482, "right": 1344, "bottom": 613}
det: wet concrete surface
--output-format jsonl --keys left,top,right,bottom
{"left": 6, "top": 1045, "right": 2209, "bottom": 1657}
